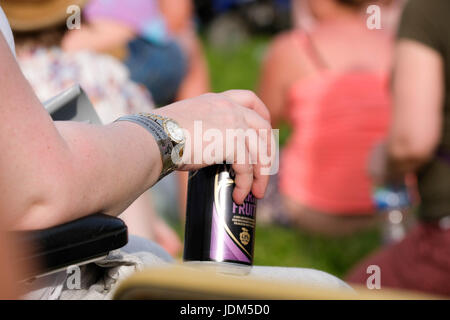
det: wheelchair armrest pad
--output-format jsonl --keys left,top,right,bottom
{"left": 13, "top": 214, "right": 128, "bottom": 278}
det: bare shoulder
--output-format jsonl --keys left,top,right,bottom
{"left": 264, "top": 30, "right": 305, "bottom": 74}
{"left": 311, "top": 25, "right": 393, "bottom": 71}
{"left": 368, "top": 30, "right": 394, "bottom": 70}
{"left": 266, "top": 30, "right": 300, "bottom": 60}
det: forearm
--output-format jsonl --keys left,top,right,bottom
{"left": 2, "top": 32, "right": 272, "bottom": 230}
{"left": 258, "top": 33, "right": 300, "bottom": 128}
{"left": 158, "top": 0, "right": 193, "bottom": 34}
{"left": 384, "top": 40, "right": 444, "bottom": 180}
{"left": 12, "top": 120, "right": 163, "bottom": 230}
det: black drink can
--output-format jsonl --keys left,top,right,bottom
{"left": 183, "top": 164, "right": 257, "bottom": 275}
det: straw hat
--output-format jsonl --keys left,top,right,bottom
{"left": 2, "top": 0, "right": 87, "bottom": 31}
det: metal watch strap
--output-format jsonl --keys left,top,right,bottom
{"left": 115, "top": 114, "right": 177, "bottom": 180}
{"left": 138, "top": 113, "right": 167, "bottom": 128}
{"left": 138, "top": 113, "right": 186, "bottom": 164}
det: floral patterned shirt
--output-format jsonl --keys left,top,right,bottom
{"left": 18, "top": 45, "right": 154, "bottom": 124}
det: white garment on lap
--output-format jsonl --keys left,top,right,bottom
{"left": 0, "top": 6, "right": 15, "bottom": 55}
{"left": 23, "top": 236, "right": 351, "bottom": 300}
{"left": 23, "top": 236, "right": 174, "bottom": 300}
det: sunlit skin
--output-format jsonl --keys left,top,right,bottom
{"left": 370, "top": 39, "right": 444, "bottom": 183}
{"left": 0, "top": 33, "right": 271, "bottom": 232}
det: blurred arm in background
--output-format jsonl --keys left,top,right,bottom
{"left": 293, "top": 0, "right": 407, "bottom": 35}
{"left": 370, "top": 39, "right": 444, "bottom": 183}
{"left": 258, "top": 33, "right": 302, "bottom": 128}
{"left": 387, "top": 39, "right": 444, "bottom": 177}
{"left": 62, "top": 18, "right": 135, "bottom": 55}
{"left": 159, "top": 0, "right": 210, "bottom": 100}
{"left": 158, "top": 0, "right": 193, "bottom": 34}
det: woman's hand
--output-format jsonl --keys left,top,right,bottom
{"left": 154, "top": 90, "right": 275, "bottom": 204}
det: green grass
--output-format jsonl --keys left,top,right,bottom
{"left": 254, "top": 224, "right": 381, "bottom": 278}
{"left": 186, "top": 36, "right": 383, "bottom": 279}
{"left": 203, "top": 36, "right": 292, "bottom": 145}
{"left": 204, "top": 35, "right": 269, "bottom": 92}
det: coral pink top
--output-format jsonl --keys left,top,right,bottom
{"left": 279, "top": 32, "right": 391, "bottom": 215}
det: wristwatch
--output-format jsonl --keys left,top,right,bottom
{"left": 139, "top": 113, "right": 186, "bottom": 176}
{"left": 115, "top": 113, "right": 186, "bottom": 180}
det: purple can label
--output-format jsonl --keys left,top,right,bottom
{"left": 209, "top": 170, "right": 256, "bottom": 265}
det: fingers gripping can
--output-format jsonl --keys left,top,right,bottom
{"left": 183, "top": 164, "right": 257, "bottom": 275}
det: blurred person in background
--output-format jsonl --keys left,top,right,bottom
{"left": 62, "top": 0, "right": 186, "bottom": 106}
{"left": 62, "top": 0, "right": 210, "bottom": 105}
{"left": 258, "top": 0, "right": 395, "bottom": 235}
{"left": 3, "top": 0, "right": 183, "bottom": 255}
{"left": 292, "top": 0, "right": 406, "bottom": 35}
{"left": 158, "top": 0, "right": 211, "bottom": 101}
{"left": 63, "top": 0, "right": 211, "bottom": 226}
{"left": 346, "top": 0, "right": 450, "bottom": 297}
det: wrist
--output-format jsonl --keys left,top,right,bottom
{"left": 112, "top": 120, "right": 163, "bottom": 183}
{"left": 115, "top": 113, "right": 186, "bottom": 181}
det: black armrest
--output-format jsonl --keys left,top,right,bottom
{"left": 13, "top": 214, "right": 128, "bottom": 279}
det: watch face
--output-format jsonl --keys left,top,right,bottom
{"left": 165, "top": 120, "right": 185, "bottom": 143}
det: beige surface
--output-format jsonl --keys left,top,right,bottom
{"left": 114, "top": 264, "right": 441, "bottom": 300}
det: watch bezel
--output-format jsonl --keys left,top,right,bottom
{"left": 163, "top": 119, "right": 185, "bottom": 144}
